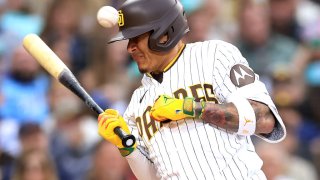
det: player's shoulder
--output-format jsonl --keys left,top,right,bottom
{"left": 128, "top": 85, "right": 147, "bottom": 107}
{"left": 187, "top": 40, "right": 240, "bottom": 52}
{"left": 209, "top": 39, "right": 240, "bottom": 51}
{"left": 132, "top": 77, "right": 150, "bottom": 95}
{"left": 132, "top": 84, "right": 145, "bottom": 95}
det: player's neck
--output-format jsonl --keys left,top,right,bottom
{"left": 155, "top": 41, "right": 185, "bottom": 73}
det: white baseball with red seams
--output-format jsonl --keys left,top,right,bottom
{"left": 97, "top": 6, "right": 119, "bottom": 28}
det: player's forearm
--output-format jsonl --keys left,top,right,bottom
{"left": 197, "top": 100, "right": 275, "bottom": 134}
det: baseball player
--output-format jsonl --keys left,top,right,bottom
{"left": 97, "top": 0, "right": 286, "bottom": 179}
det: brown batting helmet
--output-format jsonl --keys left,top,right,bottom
{"left": 108, "top": 0, "right": 189, "bottom": 52}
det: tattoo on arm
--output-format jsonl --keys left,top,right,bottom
{"left": 200, "top": 103, "right": 239, "bottom": 132}
{"left": 198, "top": 100, "right": 275, "bottom": 134}
{"left": 250, "top": 100, "right": 275, "bottom": 134}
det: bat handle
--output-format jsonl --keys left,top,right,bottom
{"left": 114, "top": 127, "right": 136, "bottom": 148}
{"left": 59, "top": 71, "right": 136, "bottom": 148}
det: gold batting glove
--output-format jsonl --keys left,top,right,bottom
{"left": 98, "top": 109, "right": 136, "bottom": 156}
{"left": 150, "top": 95, "right": 205, "bottom": 121}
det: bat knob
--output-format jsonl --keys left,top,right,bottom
{"left": 122, "top": 134, "right": 136, "bottom": 148}
{"left": 114, "top": 127, "right": 136, "bottom": 148}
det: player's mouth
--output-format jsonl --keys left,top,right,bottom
{"left": 131, "top": 53, "right": 145, "bottom": 63}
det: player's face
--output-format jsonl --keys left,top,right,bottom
{"left": 127, "top": 32, "right": 165, "bottom": 73}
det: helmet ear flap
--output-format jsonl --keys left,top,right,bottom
{"left": 148, "top": 26, "right": 175, "bottom": 52}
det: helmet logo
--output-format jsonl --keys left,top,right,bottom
{"left": 118, "top": 10, "right": 124, "bottom": 27}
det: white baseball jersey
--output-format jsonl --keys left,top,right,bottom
{"left": 123, "top": 40, "right": 286, "bottom": 180}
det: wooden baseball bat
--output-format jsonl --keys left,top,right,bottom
{"left": 23, "top": 33, "right": 135, "bottom": 148}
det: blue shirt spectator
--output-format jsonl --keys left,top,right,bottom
{"left": 0, "top": 73, "right": 50, "bottom": 124}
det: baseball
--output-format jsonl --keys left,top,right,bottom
{"left": 97, "top": 6, "right": 119, "bottom": 28}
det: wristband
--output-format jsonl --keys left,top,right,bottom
{"left": 183, "top": 98, "right": 206, "bottom": 118}
{"left": 227, "top": 95, "right": 256, "bottom": 135}
{"left": 119, "top": 147, "right": 135, "bottom": 157}
{"left": 183, "top": 97, "right": 195, "bottom": 116}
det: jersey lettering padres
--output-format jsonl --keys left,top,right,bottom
{"left": 123, "top": 40, "right": 286, "bottom": 179}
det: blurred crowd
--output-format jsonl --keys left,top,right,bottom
{"left": 0, "top": 0, "right": 319, "bottom": 179}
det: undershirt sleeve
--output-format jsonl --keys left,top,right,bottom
{"left": 126, "top": 150, "right": 159, "bottom": 180}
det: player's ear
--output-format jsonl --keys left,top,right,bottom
{"left": 159, "top": 33, "right": 169, "bottom": 44}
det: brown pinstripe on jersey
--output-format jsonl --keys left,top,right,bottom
{"left": 123, "top": 40, "right": 283, "bottom": 179}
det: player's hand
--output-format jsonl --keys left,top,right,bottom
{"left": 98, "top": 109, "right": 136, "bottom": 156}
{"left": 150, "top": 95, "right": 196, "bottom": 121}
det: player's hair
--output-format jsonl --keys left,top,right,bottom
{"left": 108, "top": 0, "right": 189, "bottom": 52}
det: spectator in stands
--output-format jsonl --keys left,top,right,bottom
{"left": 269, "top": 0, "right": 303, "bottom": 42}
{"left": 0, "top": 45, "right": 51, "bottom": 125}
{"left": 18, "top": 123, "right": 49, "bottom": 154}
{"left": 48, "top": 81, "right": 100, "bottom": 180}
{"left": 40, "top": 0, "right": 90, "bottom": 77}
{"left": 236, "top": 0, "right": 311, "bottom": 92}
{"left": 0, "top": 0, "right": 43, "bottom": 38}
{"left": 11, "top": 149, "right": 57, "bottom": 180}
{"left": 87, "top": 140, "right": 136, "bottom": 180}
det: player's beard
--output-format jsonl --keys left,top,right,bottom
{"left": 131, "top": 54, "right": 156, "bottom": 74}
{"left": 138, "top": 67, "right": 147, "bottom": 74}
{"left": 133, "top": 58, "right": 148, "bottom": 74}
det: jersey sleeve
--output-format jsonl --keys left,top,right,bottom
{"left": 209, "top": 40, "right": 286, "bottom": 143}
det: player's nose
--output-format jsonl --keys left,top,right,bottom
{"left": 127, "top": 39, "right": 137, "bottom": 53}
